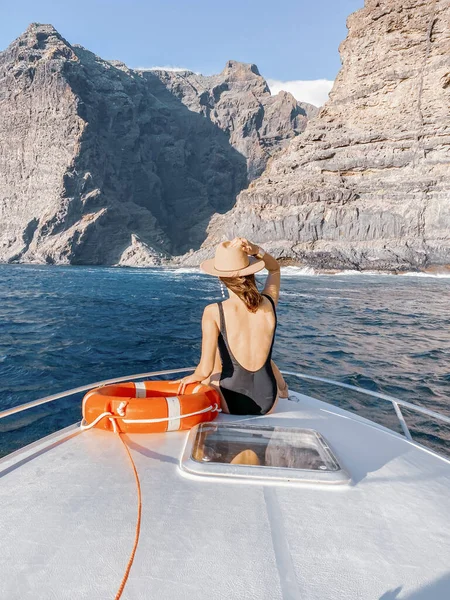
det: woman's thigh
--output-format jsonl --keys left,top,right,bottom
{"left": 265, "top": 393, "right": 280, "bottom": 415}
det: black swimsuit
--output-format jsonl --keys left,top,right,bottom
{"left": 217, "top": 293, "right": 278, "bottom": 415}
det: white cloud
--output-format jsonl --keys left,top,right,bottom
{"left": 267, "top": 78, "right": 334, "bottom": 107}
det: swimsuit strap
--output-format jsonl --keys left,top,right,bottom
{"left": 261, "top": 293, "right": 277, "bottom": 362}
{"left": 217, "top": 301, "right": 227, "bottom": 341}
{"left": 261, "top": 293, "right": 277, "bottom": 321}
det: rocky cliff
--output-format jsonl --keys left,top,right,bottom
{"left": 147, "top": 62, "right": 316, "bottom": 180}
{"left": 191, "top": 0, "right": 450, "bottom": 271}
{"left": 0, "top": 24, "right": 309, "bottom": 265}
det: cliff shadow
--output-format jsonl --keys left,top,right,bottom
{"left": 141, "top": 71, "right": 249, "bottom": 253}
{"left": 63, "top": 49, "right": 248, "bottom": 259}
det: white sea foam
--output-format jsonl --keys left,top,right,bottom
{"left": 329, "top": 269, "right": 450, "bottom": 278}
{"left": 280, "top": 267, "right": 385, "bottom": 277}
{"left": 281, "top": 267, "right": 450, "bottom": 279}
{"left": 280, "top": 266, "right": 317, "bottom": 277}
{"left": 337, "top": 269, "right": 380, "bottom": 276}
{"left": 164, "top": 267, "right": 201, "bottom": 274}
{"left": 399, "top": 271, "right": 450, "bottom": 279}
{"left": 74, "top": 264, "right": 450, "bottom": 278}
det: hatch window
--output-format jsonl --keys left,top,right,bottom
{"left": 181, "top": 423, "right": 349, "bottom": 484}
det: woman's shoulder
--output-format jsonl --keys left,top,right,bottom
{"left": 261, "top": 293, "right": 276, "bottom": 309}
{"left": 203, "top": 302, "right": 221, "bottom": 319}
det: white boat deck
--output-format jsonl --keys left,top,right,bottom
{"left": 1, "top": 392, "right": 450, "bottom": 599}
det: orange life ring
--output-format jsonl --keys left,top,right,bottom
{"left": 81, "top": 380, "right": 221, "bottom": 434}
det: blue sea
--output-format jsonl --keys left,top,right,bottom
{"left": 0, "top": 264, "right": 449, "bottom": 457}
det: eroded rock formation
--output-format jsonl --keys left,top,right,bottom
{"left": 147, "top": 62, "right": 316, "bottom": 180}
{"left": 0, "top": 24, "right": 308, "bottom": 265}
{"left": 192, "top": 0, "right": 450, "bottom": 271}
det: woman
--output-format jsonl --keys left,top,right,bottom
{"left": 177, "top": 237, "right": 288, "bottom": 415}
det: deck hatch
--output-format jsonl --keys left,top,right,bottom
{"left": 181, "top": 423, "right": 349, "bottom": 484}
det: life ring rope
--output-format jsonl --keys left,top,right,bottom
{"left": 79, "top": 403, "right": 221, "bottom": 431}
{"left": 122, "top": 403, "right": 221, "bottom": 424}
{"left": 113, "top": 426, "right": 142, "bottom": 600}
{"left": 79, "top": 382, "right": 221, "bottom": 599}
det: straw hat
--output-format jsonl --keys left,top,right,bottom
{"left": 200, "top": 241, "right": 265, "bottom": 277}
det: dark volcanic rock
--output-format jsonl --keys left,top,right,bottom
{"left": 192, "top": 0, "right": 450, "bottom": 272}
{"left": 0, "top": 26, "right": 309, "bottom": 265}
{"left": 147, "top": 61, "right": 314, "bottom": 180}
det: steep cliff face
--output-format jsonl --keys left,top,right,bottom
{"left": 195, "top": 0, "right": 450, "bottom": 271}
{"left": 148, "top": 62, "right": 317, "bottom": 180}
{"left": 0, "top": 25, "right": 161, "bottom": 264}
{"left": 0, "top": 25, "right": 308, "bottom": 265}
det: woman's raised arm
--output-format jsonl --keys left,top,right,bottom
{"left": 259, "top": 251, "right": 280, "bottom": 306}
{"left": 229, "top": 237, "right": 281, "bottom": 305}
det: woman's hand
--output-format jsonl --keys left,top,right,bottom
{"left": 175, "top": 373, "right": 203, "bottom": 395}
{"left": 229, "top": 237, "right": 259, "bottom": 256}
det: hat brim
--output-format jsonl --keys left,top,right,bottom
{"left": 200, "top": 255, "right": 265, "bottom": 277}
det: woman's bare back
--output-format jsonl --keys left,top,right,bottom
{"left": 218, "top": 295, "right": 276, "bottom": 371}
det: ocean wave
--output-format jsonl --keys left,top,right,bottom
{"left": 280, "top": 267, "right": 391, "bottom": 277}
{"left": 161, "top": 267, "right": 201, "bottom": 274}
{"left": 5, "top": 263, "right": 449, "bottom": 279}
{"left": 280, "top": 291, "right": 316, "bottom": 298}
{"left": 282, "top": 267, "right": 450, "bottom": 278}
{"left": 399, "top": 271, "right": 450, "bottom": 279}
{"left": 336, "top": 269, "right": 388, "bottom": 276}
{"left": 280, "top": 266, "right": 317, "bottom": 276}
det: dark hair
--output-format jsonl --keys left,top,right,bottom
{"left": 219, "top": 274, "right": 262, "bottom": 313}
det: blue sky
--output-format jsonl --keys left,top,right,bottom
{"left": 1, "top": 0, "right": 364, "bottom": 105}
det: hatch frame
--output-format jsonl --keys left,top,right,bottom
{"left": 180, "top": 422, "right": 350, "bottom": 484}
